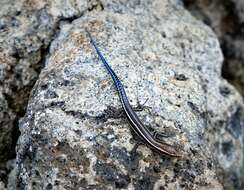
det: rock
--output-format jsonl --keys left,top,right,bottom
{"left": 232, "top": 0, "right": 244, "bottom": 24}
{"left": 9, "top": 0, "right": 244, "bottom": 189}
{"left": 0, "top": 181, "right": 6, "bottom": 190}
{"left": 0, "top": 159, "right": 15, "bottom": 189}
{"left": 0, "top": 0, "right": 94, "bottom": 163}
{"left": 183, "top": 0, "right": 244, "bottom": 99}
{"left": 183, "top": 2, "right": 244, "bottom": 188}
{"left": 0, "top": 0, "right": 104, "bottom": 187}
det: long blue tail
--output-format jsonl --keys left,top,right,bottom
{"left": 86, "top": 29, "right": 125, "bottom": 93}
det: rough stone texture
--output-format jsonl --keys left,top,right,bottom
{"left": 182, "top": 4, "right": 244, "bottom": 189}
{"left": 183, "top": 0, "right": 244, "bottom": 98}
{"left": 0, "top": 0, "right": 102, "bottom": 185}
{"left": 3, "top": 0, "right": 242, "bottom": 189}
{"left": 0, "top": 181, "right": 6, "bottom": 190}
{"left": 232, "top": 0, "right": 244, "bottom": 24}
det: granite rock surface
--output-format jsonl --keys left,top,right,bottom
{"left": 0, "top": 0, "right": 98, "bottom": 163}
{"left": 1, "top": 0, "right": 243, "bottom": 189}
{"left": 0, "top": 0, "right": 99, "bottom": 186}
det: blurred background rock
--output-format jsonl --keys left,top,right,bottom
{"left": 183, "top": 0, "right": 244, "bottom": 98}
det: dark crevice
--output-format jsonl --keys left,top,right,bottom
{"left": 2, "top": 3, "right": 103, "bottom": 187}
{"left": 33, "top": 44, "right": 50, "bottom": 74}
{"left": 3, "top": 0, "right": 106, "bottom": 187}
{"left": 0, "top": 43, "right": 51, "bottom": 189}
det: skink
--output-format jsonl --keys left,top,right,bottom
{"left": 86, "top": 29, "right": 181, "bottom": 157}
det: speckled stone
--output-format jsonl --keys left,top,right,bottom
{"left": 0, "top": 0, "right": 93, "bottom": 164}
{"left": 0, "top": 0, "right": 101, "bottom": 186}
{"left": 8, "top": 0, "right": 244, "bottom": 189}
{"left": 183, "top": 0, "right": 244, "bottom": 99}
{"left": 0, "top": 181, "right": 6, "bottom": 190}
{"left": 183, "top": 1, "right": 244, "bottom": 189}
